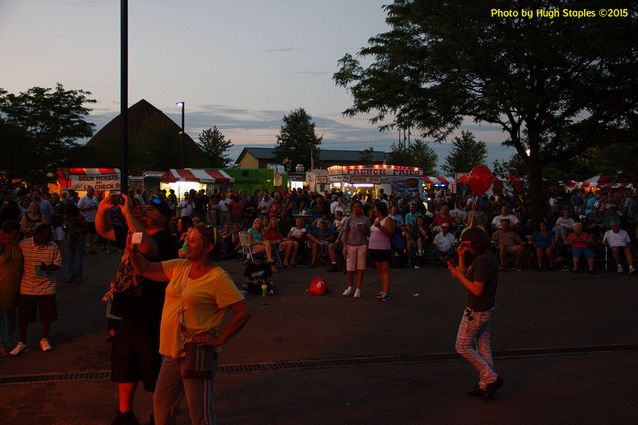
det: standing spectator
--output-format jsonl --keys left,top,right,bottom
{"left": 491, "top": 219, "right": 525, "bottom": 271}
{"left": 0, "top": 220, "right": 22, "bottom": 355}
{"left": 404, "top": 203, "right": 424, "bottom": 226}
{"left": 369, "top": 202, "right": 394, "bottom": 302}
{"left": 77, "top": 186, "right": 99, "bottom": 254}
{"left": 602, "top": 220, "right": 635, "bottom": 274}
{"left": 178, "top": 193, "right": 195, "bottom": 218}
{"left": 217, "top": 192, "right": 232, "bottom": 227}
{"left": 11, "top": 224, "right": 62, "bottom": 355}
{"left": 432, "top": 222, "right": 457, "bottom": 265}
{"left": 448, "top": 227, "right": 504, "bottom": 400}
{"left": 464, "top": 201, "right": 489, "bottom": 231}
{"left": 565, "top": 222, "right": 595, "bottom": 273}
{"left": 127, "top": 224, "right": 250, "bottom": 425}
{"left": 341, "top": 200, "right": 370, "bottom": 298}
{"left": 96, "top": 194, "right": 178, "bottom": 425}
{"left": 38, "top": 191, "right": 53, "bottom": 225}
{"left": 257, "top": 192, "right": 273, "bottom": 218}
{"left": 230, "top": 194, "right": 243, "bottom": 225}
{"left": 194, "top": 189, "right": 209, "bottom": 222}
{"left": 63, "top": 204, "right": 88, "bottom": 283}
{"left": 20, "top": 200, "right": 45, "bottom": 238}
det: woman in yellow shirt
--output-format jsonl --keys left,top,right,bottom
{"left": 128, "top": 223, "right": 251, "bottom": 425}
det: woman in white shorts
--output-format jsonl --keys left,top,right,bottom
{"left": 341, "top": 200, "right": 370, "bottom": 298}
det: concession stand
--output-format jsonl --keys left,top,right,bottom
{"left": 159, "top": 168, "right": 235, "bottom": 198}
{"left": 327, "top": 165, "right": 422, "bottom": 197}
{"left": 53, "top": 168, "right": 121, "bottom": 197}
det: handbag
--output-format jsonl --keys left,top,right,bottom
{"left": 179, "top": 266, "right": 218, "bottom": 380}
{"left": 183, "top": 342, "right": 217, "bottom": 379}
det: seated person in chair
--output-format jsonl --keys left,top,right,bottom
{"left": 531, "top": 221, "right": 555, "bottom": 270}
{"left": 247, "top": 218, "right": 274, "bottom": 264}
{"left": 307, "top": 221, "right": 338, "bottom": 271}
{"left": 432, "top": 222, "right": 456, "bottom": 265}
{"left": 264, "top": 218, "right": 294, "bottom": 268}
{"left": 286, "top": 217, "right": 307, "bottom": 266}
{"left": 491, "top": 218, "right": 525, "bottom": 271}
{"left": 565, "top": 222, "right": 595, "bottom": 273}
{"left": 602, "top": 220, "right": 635, "bottom": 274}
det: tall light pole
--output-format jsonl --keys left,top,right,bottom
{"left": 120, "top": 0, "right": 128, "bottom": 194}
{"left": 176, "top": 101, "right": 185, "bottom": 169}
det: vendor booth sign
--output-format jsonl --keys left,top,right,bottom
{"left": 59, "top": 168, "right": 121, "bottom": 193}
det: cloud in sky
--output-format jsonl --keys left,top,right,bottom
{"left": 86, "top": 104, "right": 515, "bottom": 169}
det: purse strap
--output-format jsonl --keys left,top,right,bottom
{"left": 178, "top": 265, "right": 192, "bottom": 343}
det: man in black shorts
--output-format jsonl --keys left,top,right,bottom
{"left": 97, "top": 194, "right": 177, "bottom": 425}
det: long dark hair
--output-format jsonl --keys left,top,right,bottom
{"left": 459, "top": 227, "right": 490, "bottom": 254}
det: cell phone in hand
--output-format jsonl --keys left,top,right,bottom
{"left": 111, "top": 194, "right": 122, "bottom": 205}
{"left": 131, "top": 232, "right": 143, "bottom": 245}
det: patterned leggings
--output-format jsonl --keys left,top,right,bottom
{"left": 455, "top": 306, "right": 498, "bottom": 390}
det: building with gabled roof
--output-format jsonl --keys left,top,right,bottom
{"left": 235, "top": 147, "right": 388, "bottom": 169}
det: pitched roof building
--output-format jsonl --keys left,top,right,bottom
{"left": 236, "top": 147, "right": 388, "bottom": 169}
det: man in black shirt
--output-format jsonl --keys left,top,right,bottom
{"left": 448, "top": 227, "right": 504, "bottom": 400}
{"left": 97, "top": 194, "right": 177, "bottom": 425}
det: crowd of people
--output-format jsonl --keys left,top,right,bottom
{"left": 1, "top": 180, "right": 636, "bottom": 422}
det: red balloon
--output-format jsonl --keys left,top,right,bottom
{"left": 468, "top": 165, "right": 493, "bottom": 195}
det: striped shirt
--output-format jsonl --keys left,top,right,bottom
{"left": 19, "top": 239, "right": 62, "bottom": 295}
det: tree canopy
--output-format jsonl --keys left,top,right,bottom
{"left": 334, "top": 0, "right": 638, "bottom": 221}
{"left": 443, "top": 131, "right": 487, "bottom": 175}
{"left": 198, "top": 126, "right": 233, "bottom": 168}
{"left": 273, "top": 108, "right": 322, "bottom": 170}
{"left": 389, "top": 139, "right": 438, "bottom": 175}
{"left": 0, "top": 84, "right": 95, "bottom": 182}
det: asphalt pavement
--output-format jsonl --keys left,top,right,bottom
{"left": 1, "top": 251, "right": 637, "bottom": 425}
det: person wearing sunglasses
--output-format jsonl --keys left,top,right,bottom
{"left": 448, "top": 227, "right": 504, "bottom": 400}
{"left": 96, "top": 193, "right": 178, "bottom": 425}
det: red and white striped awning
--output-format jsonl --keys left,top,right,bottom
{"left": 423, "top": 176, "right": 455, "bottom": 185}
{"left": 160, "top": 169, "right": 234, "bottom": 184}
{"left": 67, "top": 168, "right": 120, "bottom": 175}
{"left": 581, "top": 175, "right": 612, "bottom": 188}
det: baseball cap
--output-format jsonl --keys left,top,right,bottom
{"left": 145, "top": 197, "right": 172, "bottom": 218}
{"left": 441, "top": 222, "right": 450, "bottom": 227}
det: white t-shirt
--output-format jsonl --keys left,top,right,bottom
{"left": 179, "top": 199, "right": 194, "bottom": 217}
{"left": 491, "top": 214, "right": 519, "bottom": 229}
{"left": 603, "top": 229, "right": 631, "bottom": 247}
{"left": 433, "top": 232, "right": 456, "bottom": 252}
{"left": 77, "top": 195, "right": 99, "bottom": 223}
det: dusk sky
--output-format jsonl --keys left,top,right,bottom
{"left": 1, "top": 0, "right": 514, "bottom": 169}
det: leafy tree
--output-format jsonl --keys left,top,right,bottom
{"left": 360, "top": 147, "right": 375, "bottom": 165}
{"left": 273, "top": 108, "right": 322, "bottom": 170}
{"left": 334, "top": 0, "right": 638, "bottom": 223}
{"left": 443, "top": 131, "right": 487, "bottom": 175}
{"left": 198, "top": 126, "right": 233, "bottom": 168}
{"left": 0, "top": 84, "right": 96, "bottom": 182}
{"left": 390, "top": 139, "right": 438, "bottom": 175}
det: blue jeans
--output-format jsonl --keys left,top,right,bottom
{"left": 0, "top": 309, "right": 17, "bottom": 349}
{"left": 65, "top": 237, "right": 86, "bottom": 281}
{"left": 455, "top": 306, "right": 498, "bottom": 390}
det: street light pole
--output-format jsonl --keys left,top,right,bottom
{"left": 120, "top": 0, "right": 128, "bottom": 194}
{"left": 176, "top": 101, "right": 185, "bottom": 169}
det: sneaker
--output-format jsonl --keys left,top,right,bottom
{"left": 353, "top": 288, "right": 362, "bottom": 298}
{"left": 617, "top": 264, "right": 624, "bottom": 274}
{"left": 341, "top": 287, "right": 353, "bottom": 297}
{"left": 513, "top": 267, "right": 523, "bottom": 272}
{"left": 10, "top": 342, "right": 29, "bottom": 356}
{"left": 414, "top": 265, "right": 421, "bottom": 269}
{"left": 466, "top": 385, "right": 485, "bottom": 397}
{"left": 378, "top": 292, "right": 392, "bottom": 302}
{"left": 40, "top": 338, "right": 52, "bottom": 352}
{"left": 482, "top": 376, "right": 504, "bottom": 400}
{"left": 629, "top": 266, "right": 636, "bottom": 275}
{"left": 375, "top": 291, "right": 385, "bottom": 299}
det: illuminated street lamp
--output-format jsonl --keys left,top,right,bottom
{"left": 176, "top": 101, "right": 185, "bottom": 169}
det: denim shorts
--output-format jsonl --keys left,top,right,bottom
{"left": 571, "top": 247, "right": 594, "bottom": 260}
